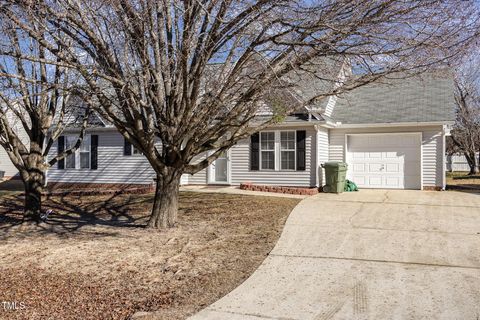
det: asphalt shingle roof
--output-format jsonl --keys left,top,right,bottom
{"left": 64, "top": 95, "right": 106, "bottom": 128}
{"left": 331, "top": 74, "right": 455, "bottom": 124}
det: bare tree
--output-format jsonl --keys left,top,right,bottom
{"left": 0, "top": 18, "right": 89, "bottom": 222}
{"left": 3, "top": 0, "right": 478, "bottom": 228}
{"left": 451, "top": 73, "right": 480, "bottom": 175}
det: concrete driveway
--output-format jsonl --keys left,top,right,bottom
{"left": 190, "top": 190, "right": 480, "bottom": 320}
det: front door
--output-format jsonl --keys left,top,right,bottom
{"left": 210, "top": 151, "right": 229, "bottom": 184}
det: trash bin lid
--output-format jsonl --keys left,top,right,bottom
{"left": 322, "top": 161, "right": 348, "bottom": 169}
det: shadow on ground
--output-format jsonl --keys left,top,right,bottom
{"left": 0, "top": 190, "right": 280, "bottom": 240}
{"left": 0, "top": 193, "right": 152, "bottom": 238}
{"left": 0, "top": 179, "right": 23, "bottom": 193}
{"left": 446, "top": 184, "right": 480, "bottom": 193}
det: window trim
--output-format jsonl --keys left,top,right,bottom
{"left": 131, "top": 144, "right": 142, "bottom": 156}
{"left": 63, "top": 134, "right": 91, "bottom": 170}
{"left": 259, "top": 131, "right": 276, "bottom": 170}
{"left": 257, "top": 130, "right": 298, "bottom": 171}
{"left": 279, "top": 130, "right": 297, "bottom": 171}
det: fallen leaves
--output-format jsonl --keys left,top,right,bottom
{"left": 0, "top": 192, "right": 299, "bottom": 319}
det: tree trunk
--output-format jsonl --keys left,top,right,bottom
{"left": 22, "top": 170, "right": 46, "bottom": 223}
{"left": 473, "top": 153, "right": 480, "bottom": 175}
{"left": 147, "top": 171, "right": 181, "bottom": 229}
{"left": 465, "top": 152, "right": 479, "bottom": 175}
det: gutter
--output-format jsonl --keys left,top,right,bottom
{"left": 332, "top": 121, "right": 454, "bottom": 128}
{"left": 61, "top": 126, "right": 117, "bottom": 133}
{"left": 320, "top": 120, "right": 337, "bottom": 129}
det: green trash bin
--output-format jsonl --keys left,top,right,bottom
{"left": 321, "top": 162, "right": 348, "bottom": 193}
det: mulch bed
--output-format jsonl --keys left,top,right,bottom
{"left": 240, "top": 182, "right": 319, "bottom": 195}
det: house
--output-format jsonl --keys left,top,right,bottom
{"left": 446, "top": 153, "right": 479, "bottom": 172}
{"left": 1, "top": 72, "right": 454, "bottom": 191}
{"left": 0, "top": 109, "right": 30, "bottom": 180}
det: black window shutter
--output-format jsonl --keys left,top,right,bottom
{"left": 91, "top": 135, "right": 98, "bottom": 170}
{"left": 57, "top": 136, "right": 65, "bottom": 170}
{"left": 250, "top": 133, "right": 259, "bottom": 171}
{"left": 296, "top": 130, "right": 306, "bottom": 171}
{"left": 124, "top": 137, "right": 132, "bottom": 156}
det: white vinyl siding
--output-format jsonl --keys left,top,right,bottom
{"left": 0, "top": 148, "right": 19, "bottom": 178}
{"left": 447, "top": 153, "right": 479, "bottom": 172}
{"left": 328, "top": 126, "right": 444, "bottom": 188}
{"left": 422, "top": 129, "right": 444, "bottom": 187}
{"left": 188, "top": 169, "right": 207, "bottom": 184}
{"left": 323, "top": 96, "right": 338, "bottom": 117}
{"left": 317, "top": 127, "right": 329, "bottom": 186}
{"left": 0, "top": 112, "right": 29, "bottom": 178}
{"left": 48, "top": 131, "right": 156, "bottom": 185}
{"left": 48, "top": 132, "right": 205, "bottom": 186}
{"left": 187, "top": 153, "right": 208, "bottom": 184}
{"left": 229, "top": 126, "right": 316, "bottom": 187}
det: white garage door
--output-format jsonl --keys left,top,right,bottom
{"left": 346, "top": 133, "right": 421, "bottom": 189}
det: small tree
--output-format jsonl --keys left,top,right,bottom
{"left": 451, "top": 78, "right": 480, "bottom": 175}
{"left": 0, "top": 19, "right": 89, "bottom": 222}
{"left": 4, "top": 0, "right": 479, "bottom": 228}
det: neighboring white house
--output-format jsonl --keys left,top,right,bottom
{"left": 446, "top": 153, "right": 479, "bottom": 172}
{"left": 0, "top": 148, "right": 20, "bottom": 179}
{"left": 0, "top": 110, "right": 30, "bottom": 179}
{"left": 2, "top": 72, "right": 455, "bottom": 191}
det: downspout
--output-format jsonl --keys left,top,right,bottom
{"left": 314, "top": 124, "right": 320, "bottom": 188}
{"left": 442, "top": 125, "right": 448, "bottom": 190}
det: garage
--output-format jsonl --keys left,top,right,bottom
{"left": 346, "top": 133, "right": 422, "bottom": 189}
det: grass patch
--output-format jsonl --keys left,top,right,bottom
{"left": 0, "top": 191, "right": 300, "bottom": 319}
{"left": 446, "top": 171, "right": 480, "bottom": 190}
{"left": 0, "top": 191, "right": 18, "bottom": 197}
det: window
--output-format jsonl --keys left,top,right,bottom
{"left": 64, "top": 135, "right": 90, "bottom": 169}
{"left": 280, "top": 131, "right": 296, "bottom": 170}
{"left": 124, "top": 137, "right": 142, "bottom": 156}
{"left": 251, "top": 130, "right": 304, "bottom": 172}
{"left": 65, "top": 136, "right": 77, "bottom": 169}
{"left": 260, "top": 132, "right": 275, "bottom": 170}
{"left": 132, "top": 145, "right": 141, "bottom": 155}
{"left": 80, "top": 135, "right": 91, "bottom": 169}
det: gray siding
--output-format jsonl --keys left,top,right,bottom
{"left": 0, "top": 148, "right": 19, "bottom": 178}
{"left": 328, "top": 126, "right": 444, "bottom": 188}
{"left": 48, "top": 131, "right": 156, "bottom": 185}
{"left": 229, "top": 126, "right": 317, "bottom": 187}
{"left": 47, "top": 131, "right": 203, "bottom": 186}
{"left": 323, "top": 96, "right": 337, "bottom": 117}
{"left": 317, "top": 127, "right": 329, "bottom": 186}
{"left": 0, "top": 112, "right": 29, "bottom": 178}
{"left": 188, "top": 153, "right": 208, "bottom": 184}
{"left": 447, "top": 153, "right": 478, "bottom": 172}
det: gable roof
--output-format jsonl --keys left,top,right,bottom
{"left": 331, "top": 73, "right": 455, "bottom": 124}
{"left": 64, "top": 95, "right": 106, "bottom": 128}
{"left": 284, "top": 57, "right": 345, "bottom": 111}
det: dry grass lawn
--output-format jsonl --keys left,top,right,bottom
{"left": 0, "top": 191, "right": 300, "bottom": 320}
{"left": 446, "top": 171, "right": 480, "bottom": 190}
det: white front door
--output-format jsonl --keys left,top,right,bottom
{"left": 209, "top": 151, "right": 230, "bottom": 184}
{"left": 346, "top": 133, "right": 421, "bottom": 189}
